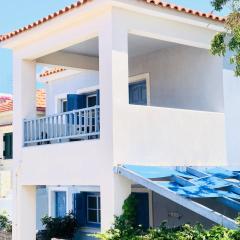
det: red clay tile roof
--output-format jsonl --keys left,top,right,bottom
{"left": 0, "top": 95, "right": 12, "bottom": 104}
{"left": 0, "top": 89, "right": 46, "bottom": 113}
{"left": 40, "top": 67, "right": 66, "bottom": 78}
{"left": 144, "top": 0, "right": 225, "bottom": 22}
{"left": 0, "top": 0, "right": 225, "bottom": 43}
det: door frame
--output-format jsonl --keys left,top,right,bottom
{"left": 131, "top": 188, "right": 153, "bottom": 227}
{"left": 129, "top": 73, "right": 151, "bottom": 106}
{"left": 48, "top": 186, "right": 69, "bottom": 217}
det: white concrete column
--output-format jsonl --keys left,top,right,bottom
{"left": 15, "top": 185, "right": 36, "bottom": 240}
{"left": 13, "top": 56, "right": 36, "bottom": 165}
{"left": 98, "top": 12, "right": 129, "bottom": 143}
{"left": 12, "top": 55, "right": 36, "bottom": 240}
{"left": 98, "top": 12, "right": 131, "bottom": 231}
{"left": 101, "top": 175, "right": 131, "bottom": 231}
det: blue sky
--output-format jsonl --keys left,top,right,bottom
{"left": 0, "top": 0, "right": 229, "bottom": 93}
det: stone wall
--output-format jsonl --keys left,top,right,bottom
{"left": 0, "top": 232, "right": 11, "bottom": 240}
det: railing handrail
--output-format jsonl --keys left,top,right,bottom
{"left": 23, "top": 105, "right": 100, "bottom": 122}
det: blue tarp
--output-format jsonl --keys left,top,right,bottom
{"left": 123, "top": 165, "right": 240, "bottom": 203}
{"left": 124, "top": 165, "right": 195, "bottom": 179}
{"left": 116, "top": 165, "right": 240, "bottom": 227}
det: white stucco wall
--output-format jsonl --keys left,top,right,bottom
{"left": 223, "top": 69, "right": 240, "bottom": 166}
{"left": 115, "top": 105, "right": 226, "bottom": 166}
{"left": 129, "top": 45, "right": 224, "bottom": 112}
{"left": 36, "top": 187, "right": 48, "bottom": 230}
{"left": 0, "top": 114, "right": 12, "bottom": 126}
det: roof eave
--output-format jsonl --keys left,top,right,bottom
{"left": 0, "top": 0, "right": 225, "bottom": 49}
{"left": 112, "top": 0, "right": 225, "bottom": 32}
{"left": 0, "top": 0, "right": 109, "bottom": 50}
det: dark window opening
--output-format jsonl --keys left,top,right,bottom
{"left": 3, "top": 132, "right": 13, "bottom": 160}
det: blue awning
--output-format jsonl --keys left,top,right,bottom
{"left": 115, "top": 165, "right": 240, "bottom": 229}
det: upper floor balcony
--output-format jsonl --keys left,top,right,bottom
{"left": 24, "top": 106, "right": 100, "bottom": 146}
{"left": 9, "top": 8, "right": 227, "bottom": 169}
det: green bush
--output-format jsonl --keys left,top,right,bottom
{"left": 92, "top": 195, "right": 240, "bottom": 240}
{"left": 92, "top": 194, "right": 144, "bottom": 240}
{"left": 0, "top": 212, "right": 12, "bottom": 233}
{"left": 41, "top": 212, "right": 78, "bottom": 240}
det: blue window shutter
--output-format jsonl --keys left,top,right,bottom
{"left": 131, "top": 192, "right": 149, "bottom": 229}
{"left": 73, "top": 192, "right": 87, "bottom": 226}
{"left": 67, "top": 94, "right": 86, "bottom": 111}
{"left": 55, "top": 191, "right": 67, "bottom": 218}
{"left": 3, "top": 133, "right": 13, "bottom": 160}
{"left": 129, "top": 81, "right": 147, "bottom": 105}
{"left": 96, "top": 90, "right": 100, "bottom": 106}
{"left": 78, "top": 94, "right": 87, "bottom": 109}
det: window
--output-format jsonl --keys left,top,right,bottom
{"left": 129, "top": 80, "right": 147, "bottom": 105}
{"left": 61, "top": 99, "right": 67, "bottom": 113}
{"left": 3, "top": 132, "right": 13, "bottom": 160}
{"left": 129, "top": 73, "right": 150, "bottom": 105}
{"left": 87, "top": 195, "right": 101, "bottom": 224}
{"left": 86, "top": 94, "right": 97, "bottom": 108}
{"left": 55, "top": 191, "right": 67, "bottom": 217}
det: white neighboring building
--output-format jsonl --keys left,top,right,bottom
{"left": 1, "top": 0, "right": 239, "bottom": 239}
{"left": 0, "top": 91, "right": 45, "bottom": 220}
{"left": 0, "top": 94, "right": 13, "bottom": 217}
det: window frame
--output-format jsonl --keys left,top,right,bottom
{"left": 86, "top": 193, "right": 101, "bottom": 226}
{"left": 86, "top": 93, "right": 97, "bottom": 108}
{"left": 48, "top": 187, "right": 69, "bottom": 218}
{"left": 61, "top": 98, "right": 67, "bottom": 113}
{"left": 55, "top": 191, "right": 67, "bottom": 218}
{"left": 129, "top": 73, "right": 151, "bottom": 106}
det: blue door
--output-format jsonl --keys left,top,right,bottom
{"left": 55, "top": 191, "right": 67, "bottom": 217}
{"left": 132, "top": 192, "right": 149, "bottom": 229}
{"left": 129, "top": 80, "right": 147, "bottom": 105}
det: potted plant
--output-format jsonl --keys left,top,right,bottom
{"left": 41, "top": 213, "right": 78, "bottom": 240}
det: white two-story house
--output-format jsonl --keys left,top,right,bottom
{"left": 1, "top": 0, "right": 240, "bottom": 239}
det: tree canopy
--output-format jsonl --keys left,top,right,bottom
{"left": 211, "top": 0, "right": 240, "bottom": 76}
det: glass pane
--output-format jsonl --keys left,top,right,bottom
{"left": 87, "top": 96, "right": 97, "bottom": 107}
{"left": 62, "top": 100, "right": 67, "bottom": 112}
{"left": 88, "top": 210, "right": 97, "bottom": 223}
{"left": 88, "top": 196, "right": 97, "bottom": 209}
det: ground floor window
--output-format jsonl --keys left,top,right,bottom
{"left": 87, "top": 194, "right": 101, "bottom": 224}
{"left": 73, "top": 191, "right": 101, "bottom": 228}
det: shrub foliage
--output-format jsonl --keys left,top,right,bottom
{"left": 93, "top": 194, "right": 240, "bottom": 240}
{"left": 41, "top": 212, "right": 78, "bottom": 240}
{"left": 210, "top": 0, "right": 240, "bottom": 76}
{"left": 0, "top": 212, "right": 12, "bottom": 233}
